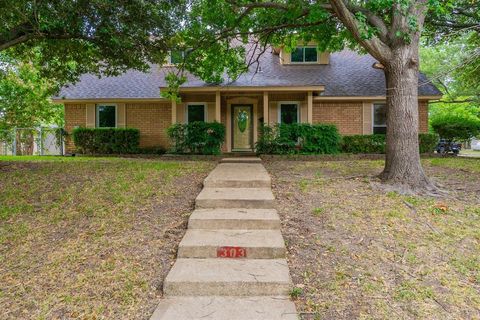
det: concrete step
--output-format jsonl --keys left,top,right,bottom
{"left": 164, "top": 258, "right": 292, "bottom": 296}
{"left": 204, "top": 163, "right": 271, "bottom": 188}
{"left": 196, "top": 188, "right": 275, "bottom": 209}
{"left": 188, "top": 208, "right": 281, "bottom": 230}
{"left": 150, "top": 296, "right": 297, "bottom": 320}
{"left": 220, "top": 157, "right": 261, "bottom": 164}
{"left": 178, "top": 229, "right": 285, "bottom": 259}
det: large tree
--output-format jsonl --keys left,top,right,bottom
{"left": 0, "top": 0, "right": 186, "bottom": 83}
{"left": 179, "top": 0, "right": 479, "bottom": 193}
{"left": 0, "top": 53, "right": 63, "bottom": 130}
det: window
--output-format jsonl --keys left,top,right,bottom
{"left": 373, "top": 103, "right": 387, "bottom": 134}
{"left": 187, "top": 104, "right": 206, "bottom": 123}
{"left": 96, "top": 105, "right": 116, "bottom": 128}
{"left": 169, "top": 49, "right": 191, "bottom": 64}
{"left": 279, "top": 103, "right": 299, "bottom": 124}
{"left": 291, "top": 47, "right": 318, "bottom": 63}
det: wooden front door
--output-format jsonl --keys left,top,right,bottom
{"left": 232, "top": 104, "right": 253, "bottom": 151}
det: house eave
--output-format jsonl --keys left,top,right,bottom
{"left": 171, "top": 85, "right": 325, "bottom": 92}
{"left": 313, "top": 95, "right": 442, "bottom": 101}
{"left": 51, "top": 97, "right": 170, "bottom": 103}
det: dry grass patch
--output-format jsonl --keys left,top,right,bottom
{"left": 0, "top": 156, "right": 215, "bottom": 319}
{"left": 266, "top": 158, "right": 480, "bottom": 320}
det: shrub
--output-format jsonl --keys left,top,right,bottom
{"left": 72, "top": 127, "right": 140, "bottom": 154}
{"left": 431, "top": 113, "right": 480, "bottom": 141}
{"left": 341, "top": 133, "right": 439, "bottom": 154}
{"left": 167, "top": 121, "right": 225, "bottom": 155}
{"left": 418, "top": 133, "right": 439, "bottom": 153}
{"left": 256, "top": 123, "right": 341, "bottom": 154}
{"left": 341, "top": 134, "right": 386, "bottom": 154}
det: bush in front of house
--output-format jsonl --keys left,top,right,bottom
{"left": 341, "top": 133, "right": 439, "bottom": 154}
{"left": 167, "top": 121, "right": 225, "bottom": 155}
{"left": 72, "top": 127, "right": 140, "bottom": 154}
{"left": 340, "top": 134, "right": 386, "bottom": 154}
{"left": 256, "top": 123, "right": 341, "bottom": 154}
{"left": 418, "top": 133, "right": 439, "bottom": 153}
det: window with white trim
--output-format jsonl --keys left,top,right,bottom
{"left": 169, "top": 49, "right": 192, "bottom": 64}
{"left": 279, "top": 103, "right": 299, "bottom": 124}
{"left": 291, "top": 47, "right": 318, "bottom": 63}
{"left": 373, "top": 103, "right": 387, "bottom": 134}
{"left": 186, "top": 103, "right": 206, "bottom": 123}
{"left": 96, "top": 105, "right": 116, "bottom": 128}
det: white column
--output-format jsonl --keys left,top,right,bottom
{"left": 215, "top": 91, "right": 221, "bottom": 122}
{"left": 263, "top": 92, "right": 269, "bottom": 125}
{"left": 307, "top": 91, "right": 313, "bottom": 124}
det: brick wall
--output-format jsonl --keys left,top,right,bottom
{"left": 126, "top": 102, "right": 171, "bottom": 148}
{"left": 419, "top": 101, "right": 429, "bottom": 133}
{"left": 64, "top": 103, "right": 86, "bottom": 153}
{"left": 312, "top": 101, "right": 363, "bottom": 134}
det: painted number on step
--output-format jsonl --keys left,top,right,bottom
{"left": 217, "top": 246, "right": 247, "bottom": 258}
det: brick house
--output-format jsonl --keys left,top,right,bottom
{"left": 55, "top": 45, "right": 441, "bottom": 153}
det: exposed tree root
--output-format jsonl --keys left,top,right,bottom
{"left": 372, "top": 174, "right": 448, "bottom": 197}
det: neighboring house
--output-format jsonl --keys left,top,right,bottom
{"left": 54, "top": 44, "right": 441, "bottom": 153}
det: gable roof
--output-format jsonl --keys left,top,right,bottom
{"left": 56, "top": 49, "right": 441, "bottom": 100}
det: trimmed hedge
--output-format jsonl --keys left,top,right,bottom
{"left": 418, "top": 133, "right": 439, "bottom": 154}
{"left": 341, "top": 133, "right": 439, "bottom": 154}
{"left": 256, "top": 123, "right": 341, "bottom": 154}
{"left": 72, "top": 127, "right": 140, "bottom": 154}
{"left": 340, "top": 134, "right": 386, "bottom": 154}
{"left": 167, "top": 121, "right": 225, "bottom": 155}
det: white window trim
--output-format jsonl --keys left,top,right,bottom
{"left": 290, "top": 46, "right": 318, "bottom": 64}
{"left": 186, "top": 102, "right": 208, "bottom": 123}
{"left": 278, "top": 101, "right": 300, "bottom": 124}
{"left": 96, "top": 104, "right": 117, "bottom": 128}
{"left": 372, "top": 102, "right": 387, "bottom": 133}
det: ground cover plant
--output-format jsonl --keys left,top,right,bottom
{"left": 0, "top": 156, "right": 214, "bottom": 319}
{"left": 266, "top": 158, "right": 480, "bottom": 319}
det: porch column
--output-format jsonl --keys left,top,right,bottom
{"left": 307, "top": 91, "right": 313, "bottom": 124}
{"left": 171, "top": 100, "right": 177, "bottom": 124}
{"left": 215, "top": 91, "right": 221, "bottom": 122}
{"left": 263, "top": 91, "right": 269, "bottom": 125}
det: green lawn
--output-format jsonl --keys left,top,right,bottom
{"left": 0, "top": 156, "right": 215, "bottom": 319}
{"left": 266, "top": 157, "right": 480, "bottom": 319}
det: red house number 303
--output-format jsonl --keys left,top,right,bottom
{"left": 217, "top": 246, "right": 247, "bottom": 258}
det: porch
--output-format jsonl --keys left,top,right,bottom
{"left": 170, "top": 89, "right": 316, "bottom": 152}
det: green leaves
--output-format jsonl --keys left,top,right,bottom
{"left": 431, "top": 113, "right": 480, "bottom": 141}
{"left": 1, "top": 0, "right": 187, "bottom": 84}
{"left": 0, "top": 55, "right": 63, "bottom": 130}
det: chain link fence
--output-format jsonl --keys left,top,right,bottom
{"left": 0, "top": 127, "right": 65, "bottom": 156}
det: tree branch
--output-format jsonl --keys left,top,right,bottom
{"left": 0, "top": 22, "right": 35, "bottom": 51}
{"left": 345, "top": 3, "right": 389, "bottom": 43}
{"left": 429, "top": 98, "right": 478, "bottom": 104}
{"left": 328, "top": 0, "right": 392, "bottom": 62}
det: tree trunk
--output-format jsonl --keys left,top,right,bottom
{"left": 380, "top": 45, "right": 437, "bottom": 193}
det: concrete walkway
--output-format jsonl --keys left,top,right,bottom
{"left": 151, "top": 157, "right": 297, "bottom": 320}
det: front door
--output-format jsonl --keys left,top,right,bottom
{"left": 232, "top": 104, "right": 253, "bottom": 151}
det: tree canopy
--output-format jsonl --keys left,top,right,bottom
{"left": 0, "top": 53, "right": 63, "bottom": 130}
{"left": 174, "top": 0, "right": 479, "bottom": 86}
{"left": 0, "top": 0, "right": 186, "bottom": 84}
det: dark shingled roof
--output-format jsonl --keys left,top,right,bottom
{"left": 57, "top": 49, "right": 441, "bottom": 99}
